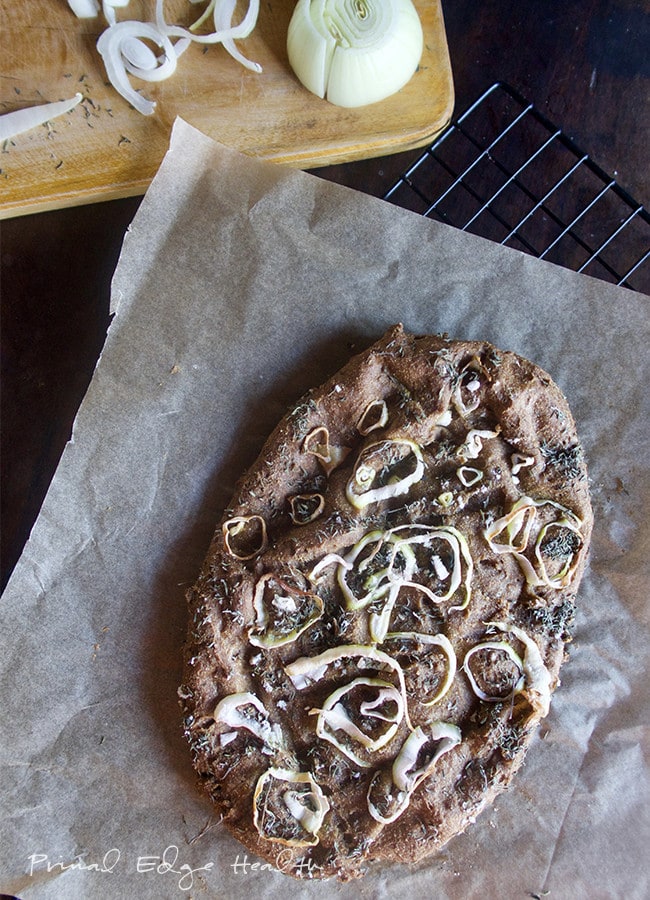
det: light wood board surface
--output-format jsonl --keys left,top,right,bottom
{"left": 0, "top": 0, "right": 453, "bottom": 219}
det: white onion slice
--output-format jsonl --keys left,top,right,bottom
{"left": 157, "top": 0, "right": 259, "bottom": 45}
{"left": 0, "top": 94, "right": 83, "bottom": 143}
{"left": 345, "top": 439, "right": 425, "bottom": 509}
{"left": 311, "top": 677, "right": 404, "bottom": 766}
{"left": 285, "top": 643, "right": 413, "bottom": 729}
{"left": 97, "top": 21, "right": 177, "bottom": 114}
{"left": 102, "top": 0, "right": 131, "bottom": 27}
{"left": 253, "top": 768, "right": 329, "bottom": 846}
{"left": 385, "top": 630, "right": 457, "bottom": 706}
{"left": 367, "top": 721, "right": 460, "bottom": 823}
{"left": 68, "top": 0, "right": 99, "bottom": 17}
{"left": 121, "top": 36, "right": 159, "bottom": 70}
{"left": 214, "top": 691, "right": 285, "bottom": 749}
{"left": 210, "top": 0, "right": 262, "bottom": 73}
{"left": 391, "top": 721, "right": 461, "bottom": 792}
{"left": 88, "top": 0, "right": 262, "bottom": 115}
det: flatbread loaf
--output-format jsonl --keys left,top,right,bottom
{"left": 180, "top": 325, "right": 592, "bottom": 880}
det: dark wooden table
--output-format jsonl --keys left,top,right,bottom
{"left": 2, "top": 0, "right": 648, "bottom": 590}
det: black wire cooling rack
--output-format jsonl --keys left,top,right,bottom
{"left": 383, "top": 82, "right": 649, "bottom": 295}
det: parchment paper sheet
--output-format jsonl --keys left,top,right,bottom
{"left": 1, "top": 119, "right": 648, "bottom": 900}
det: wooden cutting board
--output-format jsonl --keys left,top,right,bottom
{"left": 0, "top": 0, "right": 453, "bottom": 219}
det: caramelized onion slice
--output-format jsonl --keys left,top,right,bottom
{"left": 463, "top": 641, "right": 525, "bottom": 703}
{"left": 357, "top": 399, "right": 389, "bottom": 435}
{"left": 214, "top": 691, "right": 285, "bottom": 750}
{"left": 289, "top": 492, "right": 325, "bottom": 525}
{"left": 346, "top": 438, "right": 424, "bottom": 509}
{"left": 311, "top": 677, "right": 404, "bottom": 767}
{"left": 249, "top": 573, "right": 324, "bottom": 648}
{"left": 222, "top": 514, "right": 268, "bottom": 559}
{"left": 253, "top": 768, "right": 330, "bottom": 846}
{"left": 367, "top": 721, "right": 461, "bottom": 823}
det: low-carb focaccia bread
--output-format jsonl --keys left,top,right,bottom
{"left": 180, "top": 325, "right": 592, "bottom": 880}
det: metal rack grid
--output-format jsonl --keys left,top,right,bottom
{"left": 384, "top": 82, "right": 649, "bottom": 294}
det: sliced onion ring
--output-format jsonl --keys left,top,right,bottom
{"left": 97, "top": 21, "right": 178, "bottom": 114}
{"left": 357, "top": 399, "right": 389, "bottom": 435}
{"left": 284, "top": 643, "right": 413, "bottom": 729}
{"left": 214, "top": 691, "right": 285, "bottom": 749}
{"left": 486, "top": 621, "right": 552, "bottom": 716}
{"left": 310, "top": 677, "right": 404, "bottom": 767}
{"left": 463, "top": 640, "right": 525, "bottom": 703}
{"left": 384, "top": 630, "right": 457, "bottom": 706}
{"left": 367, "top": 721, "right": 460, "bottom": 823}
{"left": 345, "top": 438, "right": 424, "bottom": 509}
{"left": 253, "top": 768, "right": 329, "bottom": 846}
{"left": 222, "top": 514, "right": 268, "bottom": 559}
{"left": 93, "top": 0, "right": 262, "bottom": 115}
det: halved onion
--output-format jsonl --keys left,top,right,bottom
{"left": 287, "top": 0, "right": 423, "bottom": 108}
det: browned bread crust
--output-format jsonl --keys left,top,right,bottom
{"left": 180, "top": 325, "right": 593, "bottom": 880}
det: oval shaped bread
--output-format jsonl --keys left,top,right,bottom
{"left": 180, "top": 325, "right": 592, "bottom": 880}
